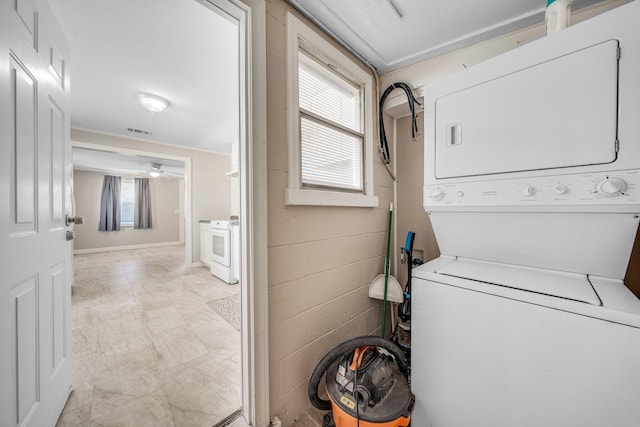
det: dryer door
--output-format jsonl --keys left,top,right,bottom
{"left": 434, "top": 39, "right": 619, "bottom": 179}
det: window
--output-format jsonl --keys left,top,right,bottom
{"left": 120, "top": 179, "right": 135, "bottom": 226}
{"left": 286, "top": 13, "right": 378, "bottom": 207}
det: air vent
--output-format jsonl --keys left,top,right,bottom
{"left": 126, "top": 127, "right": 152, "bottom": 136}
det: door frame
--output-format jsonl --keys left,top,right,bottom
{"left": 218, "top": 0, "right": 269, "bottom": 424}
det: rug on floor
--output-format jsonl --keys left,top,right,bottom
{"left": 208, "top": 294, "right": 241, "bottom": 331}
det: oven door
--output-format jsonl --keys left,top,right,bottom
{"left": 210, "top": 227, "right": 231, "bottom": 267}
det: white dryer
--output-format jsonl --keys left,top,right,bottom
{"left": 412, "top": 2, "right": 640, "bottom": 426}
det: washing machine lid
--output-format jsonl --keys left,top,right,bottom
{"left": 434, "top": 257, "right": 601, "bottom": 305}
{"left": 428, "top": 212, "right": 639, "bottom": 280}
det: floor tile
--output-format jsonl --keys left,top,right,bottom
{"left": 152, "top": 324, "right": 209, "bottom": 370}
{"left": 91, "top": 389, "right": 175, "bottom": 427}
{"left": 58, "top": 246, "right": 241, "bottom": 427}
{"left": 144, "top": 306, "right": 187, "bottom": 334}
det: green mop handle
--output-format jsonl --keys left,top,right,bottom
{"left": 381, "top": 203, "right": 393, "bottom": 337}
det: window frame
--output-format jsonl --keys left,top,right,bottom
{"left": 285, "top": 12, "right": 378, "bottom": 207}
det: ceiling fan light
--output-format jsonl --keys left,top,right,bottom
{"left": 137, "top": 93, "right": 169, "bottom": 113}
{"left": 149, "top": 163, "right": 162, "bottom": 177}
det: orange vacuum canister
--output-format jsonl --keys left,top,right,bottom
{"left": 308, "top": 336, "right": 414, "bottom": 427}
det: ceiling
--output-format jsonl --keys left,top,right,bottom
{"left": 287, "top": 0, "right": 607, "bottom": 73}
{"left": 50, "top": 0, "right": 239, "bottom": 153}
{"left": 49, "top": 0, "right": 610, "bottom": 159}
{"left": 73, "top": 148, "right": 185, "bottom": 178}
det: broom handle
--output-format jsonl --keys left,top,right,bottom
{"left": 381, "top": 203, "right": 393, "bottom": 337}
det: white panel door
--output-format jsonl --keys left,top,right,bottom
{"left": 0, "top": 0, "right": 72, "bottom": 426}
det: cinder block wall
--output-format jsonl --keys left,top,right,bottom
{"left": 264, "top": 1, "right": 393, "bottom": 424}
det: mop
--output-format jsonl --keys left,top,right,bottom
{"left": 368, "top": 203, "right": 404, "bottom": 337}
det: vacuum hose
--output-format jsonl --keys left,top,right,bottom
{"left": 308, "top": 336, "right": 410, "bottom": 411}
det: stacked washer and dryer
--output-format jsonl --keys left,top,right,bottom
{"left": 412, "top": 2, "right": 640, "bottom": 426}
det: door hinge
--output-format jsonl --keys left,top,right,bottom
{"left": 615, "top": 139, "right": 620, "bottom": 153}
{"left": 617, "top": 46, "right": 621, "bottom": 61}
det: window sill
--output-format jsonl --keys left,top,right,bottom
{"left": 121, "top": 222, "right": 134, "bottom": 228}
{"left": 285, "top": 188, "right": 379, "bottom": 207}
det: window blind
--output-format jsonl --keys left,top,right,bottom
{"left": 298, "top": 50, "right": 364, "bottom": 192}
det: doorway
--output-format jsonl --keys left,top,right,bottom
{"left": 61, "top": 144, "right": 244, "bottom": 425}
{"left": 48, "top": 0, "right": 255, "bottom": 423}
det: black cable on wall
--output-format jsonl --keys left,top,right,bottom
{"left": 379, "top": 82, "right": 421, "bottom": 181}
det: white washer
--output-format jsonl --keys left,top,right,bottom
{"left": 412, "top": 2, "right": 640, "bottom": 426}
{"left": 412, "top": 257, "right": 640, "bottom": 426}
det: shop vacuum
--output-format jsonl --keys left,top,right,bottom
{"left": 308, "top": 336, "right": 414, "bottom": 427}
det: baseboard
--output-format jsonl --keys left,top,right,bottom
{"left": 73, "top": 241, "right": 183, "bottom": 255}
{"left": 191, "top": 261, "right": 205, "bottom": 268}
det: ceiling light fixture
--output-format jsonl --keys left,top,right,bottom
{"left": 137, "top": 93, "right": 169, "bottom": 113}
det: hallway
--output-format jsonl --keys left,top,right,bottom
{"left": 56, "top": 246, "right": 241, "bottom": 426}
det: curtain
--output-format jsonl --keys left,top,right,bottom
{"left": 98, "top": 175, "right": 121, "bottom": 231}
{"left": 134, "top": 177, "right": 152, "bottom": 229}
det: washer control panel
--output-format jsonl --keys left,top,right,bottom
{"left": 424, "top": 169, "right": 640, "bottom": 211}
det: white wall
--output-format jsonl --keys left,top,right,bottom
{"left": 229, "top": 141, "right": 240, "bottom": 217}
{"left": 179, "top": 179, "right": 185, "bottom": 244}
{"left": 71, "top": 129, "right": 231, "bottom": 263}
{"left": 73, "top": 169, "right": 180, "bottom": 251}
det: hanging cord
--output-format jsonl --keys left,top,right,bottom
{"left": 378, "top": 82, "right": 422, "bottom": 182}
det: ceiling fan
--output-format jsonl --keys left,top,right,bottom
{"left": 148, "top": 163, "right": 164, "bottom": 177}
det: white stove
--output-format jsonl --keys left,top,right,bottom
{"left": 412, "top": 3, "right": 640, "bottom": 425}
{"left": 209, "top": 220, "right": 239, "bottom": 284}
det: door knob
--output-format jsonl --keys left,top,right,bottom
{"left": 65, "top": 214, "right": 84, "bottom": 226}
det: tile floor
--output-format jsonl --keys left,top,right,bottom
{"left": 56, "top": 245, "right": 242, "bottom": 427}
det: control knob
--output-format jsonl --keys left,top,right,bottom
{"left": 595, "top": 177, "right": 627, "bottom": 197}
{"left": 552, "top": 184, "right": 567, "bottom": 195}
{"left": 429, "top": 189, "right": 445, "bottom": 201}
{"left": 521, "top": 185, "right": 536, "bottom": 197}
